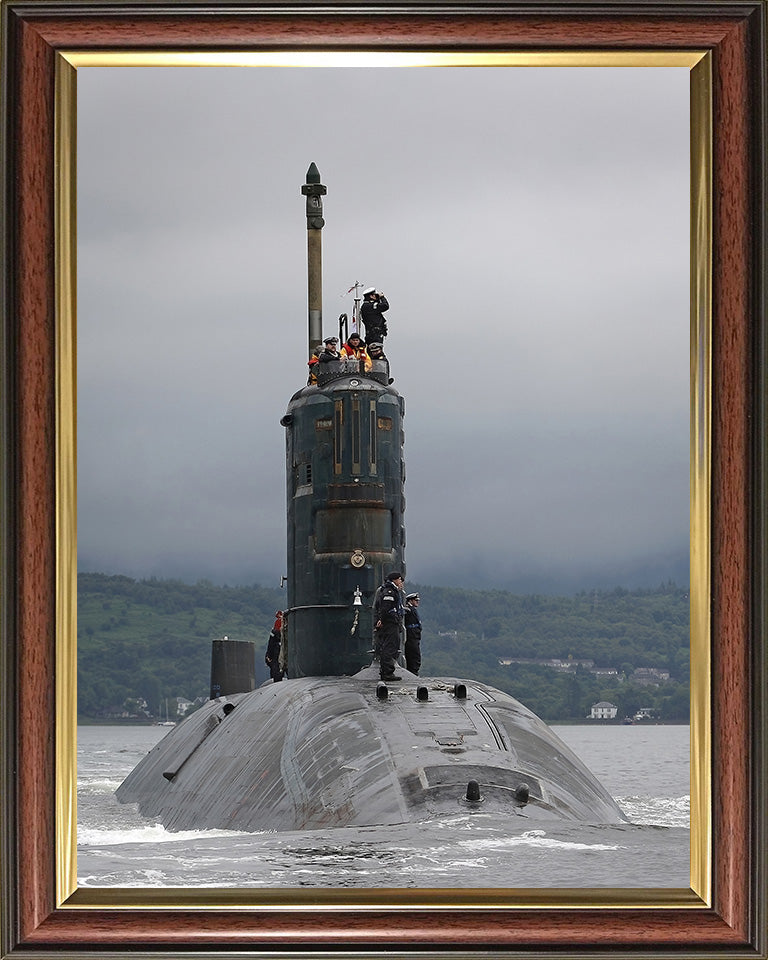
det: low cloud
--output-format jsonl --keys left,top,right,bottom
{"left": 77, "top": 65, "right": 690, "bottom": 592}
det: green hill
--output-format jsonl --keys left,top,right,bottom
{"left": 77, "top": 573, "right": 283, "bottom": 720}
{"left": 77, "top": 573, "right": 689, "bottom": 723}
{"left": 406, "top": 581, "right": 689, "bottom": 722}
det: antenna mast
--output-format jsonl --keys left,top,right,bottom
{"left": 301, "top": 163, "right": 326, "bottom": 358}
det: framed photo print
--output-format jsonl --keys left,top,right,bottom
{"left": 1, "top": 1, "right": 766, "bottom": 956}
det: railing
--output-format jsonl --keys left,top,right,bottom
{"left": 313, "top": 358, "right": 391, "bottom": 386}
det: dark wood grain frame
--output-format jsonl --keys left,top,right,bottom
{"left": 1, "top": 1, "right": 766, "bottom": 956}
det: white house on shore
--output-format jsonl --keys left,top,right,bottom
{"left": 175, "top": 697, "right": 194, "bottom": 717}
{"left": 590, "top": 701, "right": 618, "bottom": 719}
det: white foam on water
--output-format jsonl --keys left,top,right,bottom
{"left": 77, "top": 823, "right": 251, "bottom": 847}
{"left": 618, "top": 795, "right": 690, "bottom": 828}
{"left": 77, "top": 778, "right": 125, "bottom": 793}
{"left": 458, "top": 830, "right": 620, "bottom": 853}
{"left": 79, "top": 869, "right": 173, "bottom": 888}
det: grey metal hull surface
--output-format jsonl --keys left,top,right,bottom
{"left": 116, "top": 666, "right": 627, "bottom": 831}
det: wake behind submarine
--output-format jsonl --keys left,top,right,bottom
{"left": 115, "top": 166, "right": 628, "bottom": 832}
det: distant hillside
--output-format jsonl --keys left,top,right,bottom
{"left": 77, "top": 573, "right": 689, "bottom": 722}
{"left": 77, "top": 573, "right": 283, "bottom": 720}
{"left": 404, "top": 580, "right": 689, "bottom": 722}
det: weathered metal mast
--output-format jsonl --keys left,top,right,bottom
{"left": 301, "top": 162, "right": 326, "bottom": 357}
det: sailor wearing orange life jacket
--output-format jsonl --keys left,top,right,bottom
{"left": 265, "top": 610, "right": 285, "bottom": 682}
{"left": 306, "top": 343, "right": 321, "bottom": 385}
{"left": 340, "top": 331, "right": 372, "bottom": 370}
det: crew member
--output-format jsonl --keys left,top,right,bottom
{"left": 307, "top": 344, "right": 321, "bottom": 385}
{"left": 404, "top": 592, "right": 422, "bottom": 675}
{"left": 265, "top": 611, "right": 285, "bottom": 682}
{"left": 340, "top": 331, "right": 371, "bottom": 370}
{"left": 360, "top": 287, "right": 389, "bottom": 344}
{"left": 366, "top": 341, "right": 390, "bottom": 379}
{"left": 318, "top": 336, "right": 341, "bottom": 362}
{"left": 375, "top": 571, "right": 405, "bottom": 681}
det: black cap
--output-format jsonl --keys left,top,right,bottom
{"left": 385, "top": 570, "right": 403, "bottom": 581}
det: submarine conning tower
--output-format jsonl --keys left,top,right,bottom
{"left": 279, "top": 165, "right": 406, "bottom": 678}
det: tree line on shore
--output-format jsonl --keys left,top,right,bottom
{"left": 77, "top": 572, "right": 690, "bottom": 723}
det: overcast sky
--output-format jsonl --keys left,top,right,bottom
{"left": 77, "top": 64, "right": 690, "bottom": 594}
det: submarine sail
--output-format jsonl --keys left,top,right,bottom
{"left": 115, "top": 166, "right": 628, "bottom": 832}
{"left": 281, "top": 164, "right": 405, "bottom": 677}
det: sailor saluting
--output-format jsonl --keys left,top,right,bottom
{"left": 360, "top": 287, "right": 389, "bottom": 344}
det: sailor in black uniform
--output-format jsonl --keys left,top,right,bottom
{"left": 404, "top": 592, "right": 422, "bottom": 675}
{"left": 374, "top": 571, "right": 404, "bottom": 681}
{"left": 360, "top": 287, "right": 389, "bottom": 344}
{"left": 265, "top": 611, "right": 285, "bottom": 682}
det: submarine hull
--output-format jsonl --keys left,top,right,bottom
{"left": 116, "top": 667, "right": 627, "bottom": 831}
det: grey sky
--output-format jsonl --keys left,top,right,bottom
{"left": 77, "top": 64, "right": 690, "bottom": 593}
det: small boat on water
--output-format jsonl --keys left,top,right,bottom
{"left": 156, "top": 698, "right": 175, "bottom": 727}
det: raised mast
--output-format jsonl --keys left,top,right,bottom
{"left": 301, "top": 162, "right": 326, "bottom": 357}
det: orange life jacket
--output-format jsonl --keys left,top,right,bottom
{"left": 341, "top": 342, "right": 372, "bottom": 370}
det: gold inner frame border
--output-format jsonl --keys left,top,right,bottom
{"left": 54, "top": 48, "right": 711, "bottom": 911}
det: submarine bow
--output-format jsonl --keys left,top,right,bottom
{"left": 116, "top": 668, "right": 626, "bottom": 830}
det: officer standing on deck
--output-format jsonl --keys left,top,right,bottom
{"left": 404, "top": 593, "right": 422, "bottom": 675}
{"left": 265, "top": 611, "right": 285, "bottom": 682}
{"left": 375, "top": 571, "right": 405, "bottom": 681}
{"left": 360, "top": 288, "right": 389, "bottom": 344}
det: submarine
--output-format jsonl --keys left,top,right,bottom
{"left": 115, "top": 165, "right": 628, "bottom": 832}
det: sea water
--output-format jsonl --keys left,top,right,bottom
{"left": 76, "top": 723, "right": 690, "bottom": 888}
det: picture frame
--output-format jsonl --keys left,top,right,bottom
{"left": 1, "top": 1, "right": 765, "bottom": 955}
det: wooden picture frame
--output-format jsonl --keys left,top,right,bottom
{"left": 1, "top": 1, "right": 765, "bottom": 955}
